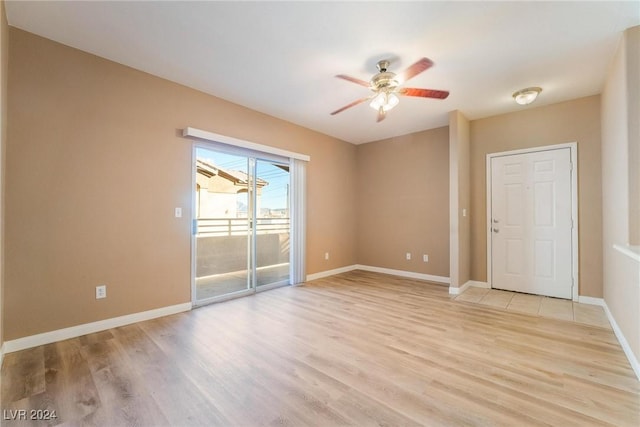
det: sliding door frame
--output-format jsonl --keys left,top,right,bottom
{"left": 253, "top": 157, "right": 292, "bottom": 292}
{"left": 188, "top": 128, "right": 310, "bottom": 307}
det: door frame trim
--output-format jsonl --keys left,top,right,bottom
{"left": 485, "top": 142, "right": 579, "bottom": 301}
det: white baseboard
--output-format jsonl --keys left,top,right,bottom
{"left": 305, "top": 264, "right": 449, "bottom": 286}
{"left": 3, "top": 302, "right": 192, "bottom": 354}
{"left": 467, "top": 280, "right": 490, "bottom": 289}
{"left": 577, "top": 296, "right": 605, "bottom": 306}
{"left": 450, "top": 280, "right": 489, "bottom": 295}
{"left": 577, "top": 296, "right": 639, "bottom": 380}
{"left": 306, "top": 265, "right": 358, "bottom": 281}
{"left": 449, "top": 283, "right": 468, "bottom": 295}
{"left": 355, "top": 265, "right": 450, "bottom": 284}
{"left": 0, "top": 342, "right": 4, "bottom": 369}
{"left": 601, "top": 301, "right": 640, "bottom": 381}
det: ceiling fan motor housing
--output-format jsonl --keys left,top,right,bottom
{"left": 370, "top": 60, "right": 399, "bottom": 91}
{"left": 371, "top": 73, "right": 399, "bottom": 90}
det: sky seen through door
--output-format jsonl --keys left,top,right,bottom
{"left": 196, "top": 148, "right": 289, "bottom": 213}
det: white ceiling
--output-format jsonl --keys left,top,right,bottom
{"left": 6, "top": 1, "right": 639, "bottom": 144}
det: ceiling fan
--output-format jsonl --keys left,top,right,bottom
{"left": 330, "top": 57, "right": 449, "bottom": 122}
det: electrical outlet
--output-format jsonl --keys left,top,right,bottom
{"left": 96, "top": 285, "right": 107, "bottom": 299}
{"left": 324, "top": 252, "right": 329, "bottom": 260}
{"left": 406, "top": 252, "right": 411, "bottom": 260}
{"left": 423, "top": 254, "right": 429, "bottom": 263}
{"left": 175, "top": 207, "right": 182, "bottom": 218}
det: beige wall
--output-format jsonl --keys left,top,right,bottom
{"left": 601, "top": 27, "right": 639, "bottom": 372}
{"left": 355, "top": 127, "right": 450, "bottom": 277}
{"left": 470, "top": 96, "right": 603, "bottom": 297}
{"left": 5, "top": 28, "right": 357, "bottom": 340}
{"left": 0, "top": 0, "right": 8, "bottom": 353}
{"left": 449, "top": 111, "right": 470, "bottom": 288}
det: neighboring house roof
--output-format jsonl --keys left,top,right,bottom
{"left": 196, "top": 159, "right": 268, "bottom": 192}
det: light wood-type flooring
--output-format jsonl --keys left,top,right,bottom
{"left": 1, "top": 270, "right": 639, "bottom": 426}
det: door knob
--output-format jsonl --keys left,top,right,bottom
{"left": 493, "top": 228, "right": 499, "bottom": 233}
{"left": 492, "top": 219, "right": 499, "bottom": 223}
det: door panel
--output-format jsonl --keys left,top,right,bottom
{"left": 505, "top": 239, "right": 523, "bottom": 275}
{"left": 194, "top": 148, "right": 251, "bottom": 302}
{"left": 505, "top": 183, "right": 523, "bottom": 226}
{"left": 534, "top": 239, "right": 554, "bottom": 278}
{"left": 255, "top": 159, "right": 290, "bottom": 289}
{"left": 491, "top": 148, "right": 572, "bottom": 299}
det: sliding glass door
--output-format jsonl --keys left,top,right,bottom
{"left": 255, "top": 159, "right": 290, "bottom": 289}
{"left": 193, "top": 146, "right": 290, "bottom": 305}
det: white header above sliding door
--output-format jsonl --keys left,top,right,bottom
{"left": 183, "top": 127, "right": 310, "bottom": 162}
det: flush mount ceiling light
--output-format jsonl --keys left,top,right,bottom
{"left": 512, "top": 87, "right": 542, "bottom": 105}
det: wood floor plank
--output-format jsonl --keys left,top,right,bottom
{"left": 139, "top": 314, "right": 290, "bottom": 426}
{"left": 191, "top": 309, "right": 352, "bottom": 425}
{"left": 80, "top": 339, "right": 170, "bottom": 426}
{"left": 1, "top": 347, "right": 46, "bottom": 403}
{"left": 2, "top": 270, "right": 639, "bottom": 426}
{"left": 41, "top": 340, "right": 100, "bottom": 423}
{"left": 109, "top": 324, "right": 230, "bottom": 426}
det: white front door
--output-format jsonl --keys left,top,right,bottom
{"left": 490, "top": 148, "right": 573, "bottom": 299}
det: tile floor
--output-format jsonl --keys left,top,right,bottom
{"left": 455, "top": 287, "right": 611, "bottom": 329}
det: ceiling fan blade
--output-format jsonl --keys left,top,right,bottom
{"left": 399, "top": 88, "right": 449, "bottom": 99}
{"left": 335, "top": 74, "right": 371, "bottom": 88}
{"left": 376, "top": 107, "right": 386, "bottom": 123}
{"left": 399, "top": 58, "right": 434, "bottom": 83}
{"left": 330, "top": 97, "right": 371, "bottom": 115}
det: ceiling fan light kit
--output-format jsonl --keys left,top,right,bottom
{"left": 331, "top": 57, "right": 449, "bottom": 122}
{"left": 370, "top": 92, "right": 399, "bottom": 112}
{"left": 513, "top": 87, "right": 542, "bottom": 105}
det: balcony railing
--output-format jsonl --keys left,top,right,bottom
{"left": 197, "top": 217, "right": 290, "bottom": 237}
